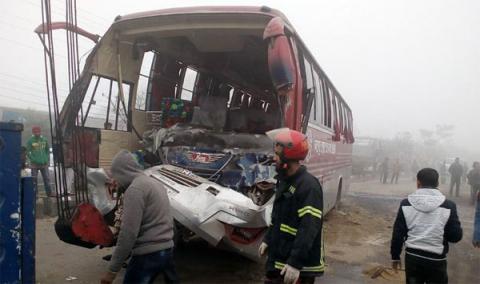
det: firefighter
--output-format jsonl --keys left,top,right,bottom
{"left": 259, "top": 128, "right": 324, "bottom": 284}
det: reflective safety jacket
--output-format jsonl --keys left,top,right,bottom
{"left": 264, "top": 166, "right": 324, "bottom": 276}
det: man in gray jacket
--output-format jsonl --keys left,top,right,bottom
{"left": 101, "top": 150, "right": 178, "bottom": 284}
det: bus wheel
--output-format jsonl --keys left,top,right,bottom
{"left": 335, "top": 178, "right": 343, "bottom": 210}
{"left": 173, "top": 220, "right": 184, "bottom": 249}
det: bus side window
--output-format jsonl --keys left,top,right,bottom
{"left": 303, "top": 57, "right": 316, "bottom": 125}
{"left": 82, "top": 75, "right": 132, "bottom": 131}
{"left": 303, "top": 57, "right": 314, "bottom": 92}
{"left": 325, "top": 84, "right": 333, "bottom": 128}
{"left": 342, "top": 103, "right": 349, "bottom": 137}
{"left": 136, "top": 51, "right": 155, "bottom": 111}
{"left": 331, "top": 93, "right": 341, "bottom": 140}
{"left": 331, "top": 93, "right": 337, "bottom": 127}
{"left": 312, "top": 70, "right": 323, "bottom": 125}
{"left": 180, "top": 67, "right": 198, "bottom": 101}
{"left": 147, "top": 55, "right": 183, "bottom": 111}
{"left": 348, "top": 109, "right": 354, "bottom": 142}
{"left": 319, "top": 75, "right": 328, "bottom": 127}
{"left": 338, "top": 100, "right": 344, "bottom": 135}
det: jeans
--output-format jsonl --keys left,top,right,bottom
{"left": 123, "top": 248, "right": 178, "bottom": 284}
{"left": 470, "top": 185, "right": 480, "bottom": 205}
{"left": 31, "top": 165, "right": 52, "bottom": 196}
{"left": 405, "top": 253, "right": 448, "bottom": 284}
{"left": 391, "top": 172, "right": 399, "bottom": 184}
{"left": 382, "top": 172, "right": 389, "bottom": 184}
{"left": 449, "top": 176, "right": 461, "bottom": 197}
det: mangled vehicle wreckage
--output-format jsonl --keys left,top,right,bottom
{"left": 38, "top": 6, "right": 354, "bottom": 260}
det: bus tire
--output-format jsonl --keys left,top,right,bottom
{"left": 335, "top": 178, "right": 343, "bottom": 210}
{"left": 173, "top": 220, "right": 184, "bottom": 249}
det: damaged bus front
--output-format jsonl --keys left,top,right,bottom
{"left": 49, "top": 6, "right": 353, "bottom": 261}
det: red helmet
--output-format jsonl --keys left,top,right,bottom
{"left": 266, "top": 128, "right": 309, "bottom": 161}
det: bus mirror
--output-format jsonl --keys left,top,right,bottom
{"left": 267, "top": 36, "right": 295, "bottom": 95}
{"left": 264, "top": 17, "right": 296, "bottom": 96}
{"left": 276, "top": 83, "right": 293, "bottom": 96}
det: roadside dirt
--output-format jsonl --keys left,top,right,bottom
{"left": 324, "top": 200, "right": 404, "bottom": 283}
{"left": 35, "top": 178, "right": 478, "bottom": 283}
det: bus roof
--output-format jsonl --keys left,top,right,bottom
{"left": 115, "top": 6, "right": 289, "bottom": 24}
{"left": 112, "top": 6, "right": 349, "bottom": 112}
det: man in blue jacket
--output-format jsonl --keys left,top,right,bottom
{"left": 448, "top": 157, "right": 464, "bottom": 197}
{"left": 390, "top": 168, "right": 462, "bottom": 283}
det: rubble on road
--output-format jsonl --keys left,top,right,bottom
{"left": 363, "top": 263, "right": 404, "bottom": 281}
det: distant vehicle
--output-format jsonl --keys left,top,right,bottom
{"left": 352, "top": 137, "right": 382, "bottom": 177}
{"left": 37, "top": 6, "right": 354, "bottom": 260}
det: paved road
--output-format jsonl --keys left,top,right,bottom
{"left": 35, "top": 178, "right": 479, "bottom": 283}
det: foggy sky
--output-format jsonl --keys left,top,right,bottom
{"left": 0, "top": 0, "right": 478, "bottom": 154}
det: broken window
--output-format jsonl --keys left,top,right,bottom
{"left": 82, "top": 75, "right": 131, "bottom": 131}
{"left": 303, "top": 57, "right": 314, "bottom": 92}
{"left": 136, "top": 51, "right": 155, "bottom": 111}
{"left": 146, "top": 54, "right": 183, "bottom": 111}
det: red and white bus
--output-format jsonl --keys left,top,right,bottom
{"left": 39, "top": 6, "right": 353, "bottom": 260}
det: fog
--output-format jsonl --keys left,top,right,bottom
{"left": 0, "top": 0, "right": 478, "bottom": 156}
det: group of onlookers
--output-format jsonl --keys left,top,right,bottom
{"left": 379, "top": 157, "right": 403, "bottom": 184}
{"left": 377, "top": 157, "right": 480, "bottom": 201}
{"left": 443, "top": 157, "right": 480, "bottom": 204}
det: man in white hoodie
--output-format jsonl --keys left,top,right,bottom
{"left": 390, "top": 168, "right": 462, "bottom": 284}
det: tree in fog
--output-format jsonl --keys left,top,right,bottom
{"left": 416, "top": 124, "right": 455, "bottom": 169}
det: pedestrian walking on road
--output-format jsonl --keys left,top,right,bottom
{"left": 26, "top": 125, "right": 53, "bottom": 196}
{"left": 467, "top": 162, "right": 480, "bottom": 205}
{"left": 390, "top": 168, "right": 462, "bottom": 284}
{"left": 439, "top": 161, "right": 447, "bottom": 185}
{"left": 260, "top": 128, "right": 324, "bottom": 284}
{"left": 463, "top": 162, "right": 469, "bottom": 184}
{"left": 391, "top": 159, "right": 401, "bottom": 184}
{"left": 381, "top": 157, "right": 389, "bottom": 184}
{"left": 101, "top": 150, "right": 178, "bottom": 284}
{"left": 410, "top": 160, "right": 419, "bottom": 181}
{"left": 449, "top": 157, "right": 464, "bottom": 197}
{"left": 473, "top": 191, "right": 480, "bottom": 248}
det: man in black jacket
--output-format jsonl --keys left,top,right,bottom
{"left": 259, "top": 128, "right": 324, "bottom": 284}
{"left": 449, "top": 157, "right": 464, "bottom": 197}
{"left": 390, "top": 168, "right": 462, "bottom": 283}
